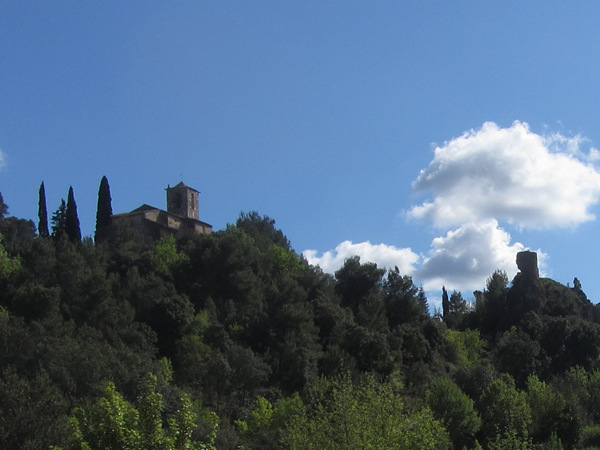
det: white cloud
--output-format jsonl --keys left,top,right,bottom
{"left": 408, "top": 121, "right": 600, "bottom": 228}
{"left": 0, "top": 148, "right": 5, "bottom": 169}
{"left": 303, "top": 240, "right": 419, "bottom": 275}
{"left": 588, "top": 147, "right": 600, "bottom": 162}
{"left": 303, "top": 122, "right": 583, "bottom": 303}
{"left": 415, "top": 219, "right": 547, "bottom": 292}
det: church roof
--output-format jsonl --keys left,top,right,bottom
{"left": 119, "top": 204, "right": 212, "bottom": 227}
{"left": 167, "top": 182, "right": 199, "bottom": 192}
{"left": 130, "top": 204, "right": 160, "bottom": 213}
{"left": 165, "top": 181, "right": 200, "bottom": 193}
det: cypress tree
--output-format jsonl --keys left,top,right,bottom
{"left": 37, "top": 182, "right": 49, "bottom": 236}
{"left": 95, "top": 176, "right": 112, "bottom": 243}
{"left": 0, "top": 192, "right": 7, "bottom": 220}
{"left": 65, "top": 186, "right": 81, "bottom": 242}
{"left": 51, "top": 199, "right": 67, "bottom": 239}
{"left": 442, "top": 286, "right": 449, "bottom": 321}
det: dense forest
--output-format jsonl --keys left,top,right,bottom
{"left": 3, "top": 181, "right": 600, "bottom": 449}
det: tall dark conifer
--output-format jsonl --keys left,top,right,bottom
{"left": 65, "top": 186, "right": 81, "bottom": 242}
{"left": 51, "top": 199, "right": 67, "bottom": 239}
{"left": 37, "top": 182, "right": 49, "bottom": 236}
{"left": 0, "top": 192, "right": 7, "bottom": 220}
{"left": 95, "top": 176, "right": 112, "bottom": 243}
{"left": 442, "top": 286, "right": 449, "bottom": 321}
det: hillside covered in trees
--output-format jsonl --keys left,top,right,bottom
{"left": 3, "top": 182, "right": 600, "bottom": 449}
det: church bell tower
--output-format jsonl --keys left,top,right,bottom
{"left": 166, "top": 182, "right": 199, "bottom": 220}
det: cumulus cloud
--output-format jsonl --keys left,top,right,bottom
{"left": 416, "top": 219, "right": 546, "bottom": 292}
{"left": 303, "top": 240, "right": 419, "bottom": 275}
{"left": 303, "top": 121, "right": 590, "bottom": 302}
{"left": 408, "top": 121, "right": 600, "bottom": 228}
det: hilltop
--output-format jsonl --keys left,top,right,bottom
{"left": 2, "top": 192, "right": 600, "bottom": 448}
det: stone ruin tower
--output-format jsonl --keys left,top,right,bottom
{"left": 516, "top": 251, "right": 539, "bottom": 279}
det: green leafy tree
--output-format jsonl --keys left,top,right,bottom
{"left": 65, "top": 374, "right": 218, "bottom": 450}
{"left": 453, "top": 363, "right": 497, "bottom": 406}
{"left": 448, "top": 290, "right": 468, "bottom": 328}
{"left": 236, "top": 211, "right": 291, "bottom": 251}
{"left": 38, "top": 182, "right": 49, "bottom": 236}
{"left": 383, "top": 267, "right": 426, "bottom": 327}
{"left": 478, "top": 374, "right": 532, "bottom": 447}
{"left": 492, "top": 326, "right": 542, "bottom": 388}
{"left": 225, "top": 343, "right": 271, "bottom": 404}
{"left": 150, "top": 234, "right": 190, "bottom": 278}
{"left": 580, "top": 425, "right": 600, "bottom": 449}
{"left": 537, "top": 316, "right": 600, "bottom": 374}
{"left": 0, "top": 195, "right": 36, "bottom": 252}
{"left": 0, "top": 236, "right": 21, "bottom": 281}
{"left": 506, "top": 272, "right": 545, "bottom": 327}
{"left": 70, "top": 380, "right": 141, "bottom": 449}
{"left": 526, "top": 375, "right": 570, "bottom": 446}
{"left": 0, "top": 368, "right": 70, "bottom": 450}
{"left": 479, "top": 270, "right": 509, "bottom": 339}
{"left": 442, "top": 288, "right": 468, "bottom": 329}
{"left": 65, "top": 186, "right": 81, "bottom": 242}
{"left": 335, "top": 256, "right": 386, "bottom": 330}
{"left": 236, "top": 394, "right": 303, "bottom": 449}
{"left": 122, "top": 267, "right": 195, "bottom": 357}
{"left": 555, "top": 366, "right": 588, "bottom": 434}
{"left": 94, "top": 176, "right": 112, "bottom": 243}
{"left": 446, "top": 328, "right": 487, "bottom": 368}
{"left": 587, "top": 369, "right": 600, "bottom": 424}
{"left": 486, "top": 270, "right": 509, "bottom": 300}
{"left": 427, "top": 377, "right": 481, "bottom": 449}
{"left": 284, "top": 373, "right": 450, "bottom": 449}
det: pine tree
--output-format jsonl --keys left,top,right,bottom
{"left": 95, "top": 176, "right": 112, "bottom": 243}
{"left": 65, "top": 186, "right": 81, "bottom": 242}
{"left": 51, "top": 199, "right": 67, "bottom": 239}
{"left": 37, "top": 182, "right": 49, "bottom": 237}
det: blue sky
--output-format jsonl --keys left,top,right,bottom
{"left": 3, "top": 2, "right": 600, "bottom": 307}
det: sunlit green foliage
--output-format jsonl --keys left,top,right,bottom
{"left": 446, "top": 328, "right": 487, "bottom": 367}
{"left": 150, "top": 234, "right": 190, "bottom": 278}
{"left": 284, "top": 373, "right": 450, "bottom": 449}
{"left": 236, "top": 394, "right": 303, "bottom": 449}
{"left": 66, "top": 374, "right": 217, "bottom": 450}
{"left": 479, "top": 374, "right": 532, "bottom": 447}
{"left": 526, "top": 375, "right": 570, "bottom": 446}
{"left": 0, "top": 236, "right": 21, "bottom": 281}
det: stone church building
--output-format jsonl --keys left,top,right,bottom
{"left": 112, "top": 182, "right": 212, "bottom": 239}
